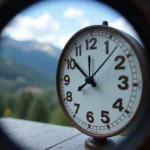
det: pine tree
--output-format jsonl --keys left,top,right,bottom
{"left": 0, "top": 93, "right": 4, "bottom": 117}
{"left": 27, "top": 96, "right": 50, "bottom": 123}
{"left": 17, "top": 92, "right": 33, "bottom": 119}
{"left": 50, "top": 106, "right": 72, "bottom": 126}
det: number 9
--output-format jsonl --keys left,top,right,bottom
{"left": 64, "top": 75, "right": 70, "bottom": 85}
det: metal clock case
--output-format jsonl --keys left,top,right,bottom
{"left": 56, "top": 22, "right": 147, "bottom": 138}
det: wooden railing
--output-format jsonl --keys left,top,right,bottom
{"left": 0, "top": 118, "right": 126, "bottom": 150}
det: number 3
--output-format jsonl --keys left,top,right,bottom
{"left": 118, "top": 75, "right": 129, "bottom": 90}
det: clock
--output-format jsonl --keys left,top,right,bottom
{"left": 56, "top": 21, "right": 147, "bottom": 139}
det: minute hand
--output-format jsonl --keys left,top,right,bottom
{"left": 91, "top": 46, "right": 118, "bottom": 78}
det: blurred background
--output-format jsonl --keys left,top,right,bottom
{"left": 0, "top": 0, "right": 140, "bottom": 128}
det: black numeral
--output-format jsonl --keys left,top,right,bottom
{"left": 74, "top": 103, "right": 80, "bottom": 114}
{"left": 113, "top": 98, "right": 124, "bottom": 112}
{"left": 101, "top": 110, "right": 110, "bottom": 124}
{"left": 65, "top": 91, "right": 72, "bottom": 102}
{"left": 64, "top": 75, "right": 70, "bottom": 85}
{"left": 118, "top": 75, "right": 129, "bottom": 90}
{"left": 66, "top": 59, "right": 75, "bottom": 70}
{"left": 85, "top": 38, "right": 97, "bottom": 50}
{"left": 86, "top": 111, "right": 94, "bottom": 123}
{"left": 115, "top": 56, "right": 125, "bottom": 70}
{"left": 105, "top": 41, "right": 109, "bottom": 54}
{"left": 75, "top": 45, "right": 82, "bottom": 57}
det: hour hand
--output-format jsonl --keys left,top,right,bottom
{"left": 78, "top": 78, "right": 97, "bottom": 91}
{"left": 78, "top": 83, "right": 87, "bottom": 91}
{"left": 71, "top": 57, "right": 88, "bottom": 78}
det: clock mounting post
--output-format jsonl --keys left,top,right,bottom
{"left": 85, "top": 136, "right": 115, "bottom": 150}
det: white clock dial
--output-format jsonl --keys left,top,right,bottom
{"left": 57, "top": 26, "right": 143, "bottom": 137}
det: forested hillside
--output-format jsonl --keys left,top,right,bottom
{"left": 1, "top": 36, "right": 61, "bottom": 76}
{"left": 0, "top": 37, "right": 71, "bottom": 127}
{"left": 0, "top": 91, "right": 71, "bottom": 126}
{"left": 0, "top": 58, "right": 54, "bottom": 93}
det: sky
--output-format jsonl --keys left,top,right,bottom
{"left": 1, "top": 0, "right": 141, "bottom": 49}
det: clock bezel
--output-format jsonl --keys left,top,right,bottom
{"left": 56, "top": 25, "right": 148, "bottom": 138}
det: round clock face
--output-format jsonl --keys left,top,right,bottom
{"left": 57, "top": 25, "right": 143, "bottom": 137}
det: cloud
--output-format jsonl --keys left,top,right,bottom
{"left": 58, "top": 32, "right": 75, "bottom": 49}
{"left": 2, "top": 13, "right": 60, "bottom": 42}
{"left": 80, "top": 19, "right": 91, "bottom": 28}
{"left": 1, "top": 12, "right": 84, "bottom": 49}
{"left": 1, "top": 13, "right": 77, "bottom": 49}
{"left": 63, "top": 8, "right": 85, "bottom": 19}
{"left": 3, "top": 13, "right": 143, "bottom": 51}
{"left": 109, "top": 17, "right": 142, "bottom": 44}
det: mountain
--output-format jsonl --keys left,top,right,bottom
{"left": 0, "top": 58, "right": 54, "bottom": 93}
{"left": 0, "top": 37, "right": 61, "bottom": 76}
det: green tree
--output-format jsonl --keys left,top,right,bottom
{"left": 43, "top": 87, "right": 59, "bottom": 111}
{"left": 5, "top": 95, "right": 16, "bottom": 109}
{"left": 3, "top": 95, "right": 17, "bottom": 117}
{"left": 50, "top": 106, "right": 72, "bottom": 126}
{"left": 17, "top": 92, "right": 33, "bottom": 119}
{"left": 3, "top": 108, "right": 12, "bottom": 117}
{"left": 0, "top": 93, "right": 5, "bottom": 117}
{"left": 27, "top": 96, "right": 50, "bottom": 123}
